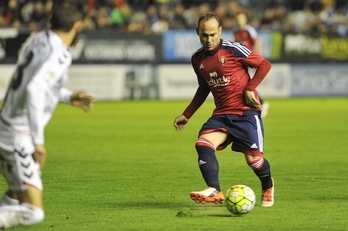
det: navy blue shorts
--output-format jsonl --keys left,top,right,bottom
{"left": 198, "top": 110, "right": 264, "bottom": 156}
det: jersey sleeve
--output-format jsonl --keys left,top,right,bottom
{"left": 59, "top": 84, "right": 72, "bottom": 103}
{"left": 233, "top": 46, "right": 272, "bottom": 91}
{"left": 26, "top": 50, "right": 64, "bottom": 145}
{"left": 182, "top": 63, "right": 210, "bottom": 118}
{"left": 26, "top": 68, "right": 47, "bottom": 145}
{"left": 245, "top": 58, "right": 272, "bottom": 91}
{"left": 182, "top": 84, "right": 210, "bottom": 118}
{"left": 239, "top": 50, "right": 264, "bottom": 68}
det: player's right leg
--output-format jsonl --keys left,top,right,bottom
{"left": 190, "top": 187, "right": 225, "bottom": 204}
{"left": 190, "top": 131, "right": 228, "bottom": 204}
{"left": 0, "top": 141, "right": 45, "bottom": 229}
{"left": 0, "top": 200, "right": 44, "bottom": 228}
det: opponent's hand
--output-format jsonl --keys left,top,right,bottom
{"left": 70, "top": 91, "right": 95, "bottom": 112}
{"left": 33, "top": 144, "right": 47, "bottom": 170}
{"left": 173, "top": 115, "right": 189, "bottom": 131}
{"left": 244, "top": 90, "right": 261, "bottom": 109}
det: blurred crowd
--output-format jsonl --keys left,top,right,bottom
{"left": 1, "top": 0, "right": 348, "bottom": 36}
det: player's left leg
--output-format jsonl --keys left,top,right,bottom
{"left": 245, "top": 155, "right": 274, "bottom": 207}
{"left": 229, "top": 111, "right": 274, "bottom": 207}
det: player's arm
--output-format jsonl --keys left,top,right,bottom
{"left": 59, "top": 87, "right": 95, "bottom": 112}
{"left": 174, "top": 56, "right": 210, "bottom": 131}
{"left": 245, "top": 58, "right": 271, "bottom": 91}
{"left": 173, "top": 115, "right": 189, "bottom": 131}
{"left": 33, "top": 144, "right": 47, "bottom": 170}
{"left": 26, "top": 67, "right": 48, "bottom": 169}
{"left": 173, "top": 83, "right": 210, "bottom": 131}
{"left": 244, "top": 57, "right": 271, "bottom": 109}
{"left": 70, "top": 91, "right": 95, "bottom": 112}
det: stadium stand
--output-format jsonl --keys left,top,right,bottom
{"left": 0, "top": 0, "right": 347, "bottom": 36}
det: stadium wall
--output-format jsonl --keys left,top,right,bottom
{"left": 1, "top": 63, "right": 348, "bottom": 101}
{"left": 1, "top": 29, "right": 348, "bottom": 63}
{"left": 1, "top": 29, "right": 347, "bottom": 100}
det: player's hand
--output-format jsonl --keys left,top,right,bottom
{"left": 244, "top": 90, "right": 261, "bottom": 109}
{"left": 33, "top": 144, "right": 47, "bottom": 170}
{"left": 70, "top": 91, "right": 95, "bottom": 112}
{"left": 173, "top": 115, "right": 189, "bottom": 131}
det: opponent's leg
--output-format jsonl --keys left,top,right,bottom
{"left": 0, "top": 191, "right": 20, "bottom": 207}
{"left": 0, "top": 176, "right": 44, "bottom": 229}
{"left": 0, "top": 144, "right": 45, "bottom": 228}
{"left": 0, "top": 201, "right": 44, "bottom": 228}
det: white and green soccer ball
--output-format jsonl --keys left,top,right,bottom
{"left": 225, "top": 185, "right": 256, "bottom": 215}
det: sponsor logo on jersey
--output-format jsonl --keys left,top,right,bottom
{"left": 209, "top": 72, "right": 218, "bottom": 78}
{"left": 207, "top": 71, "right": 230, "bottom": 87}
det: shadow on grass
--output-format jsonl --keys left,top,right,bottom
{"left": 207, "top": 214, "right": 244, "bottom": 218}
{"left": 105, "top": 201, "right": 191, "bottom": 209}
{"left": 102, "top": 199, "right": 240, "bottom": 218}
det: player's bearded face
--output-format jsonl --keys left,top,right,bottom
{"left": 197, "top": 19, "right": 222, "bottom": 52}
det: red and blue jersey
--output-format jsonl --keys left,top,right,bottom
{"left": 183, "top": 39, "right": 270, "bottom": 118}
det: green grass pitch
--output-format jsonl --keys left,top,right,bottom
{"left": 2, "top": 97, "right": 348, "bottom": 231}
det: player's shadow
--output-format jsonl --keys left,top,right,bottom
{"left": 107, "top": 201, "right": 190, "bottom": 209}
{"left": 107, "top": 201, "right": 244, "bottom": 218}
{"left": 208, "top": 214, "right": 244, "bottom": 218}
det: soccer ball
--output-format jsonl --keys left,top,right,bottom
{"left": 225, "top": 185, "right": 256, "bottom": 215}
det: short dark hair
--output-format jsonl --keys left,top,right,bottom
{"left": 197, "top": 13, "right": 221, "bottom": 28}
{"left": 50, "top": 0, "right": 85, "bottom": 32}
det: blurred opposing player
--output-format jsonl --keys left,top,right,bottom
{"left": 234, "top": 11, "right": 269, "bottom": 118}
{"left": 0, "top": 0, "right": 94, "bottom": 228}
{"left": 173, "top": 13, "right": 274, "bottom": 207}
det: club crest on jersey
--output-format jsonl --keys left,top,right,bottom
{"left": 220, "top": 56, "right": 226, "bottom": 66}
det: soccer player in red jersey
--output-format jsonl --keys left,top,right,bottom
{"left": 173, "top": 13, "right": 274, "bottom": 207}
{"left": 234, "top": 11, "right": 262, "bottom": 54}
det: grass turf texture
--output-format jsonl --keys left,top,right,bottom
{"left": 2, "top": 98, "right": 348, "bottom": 231}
